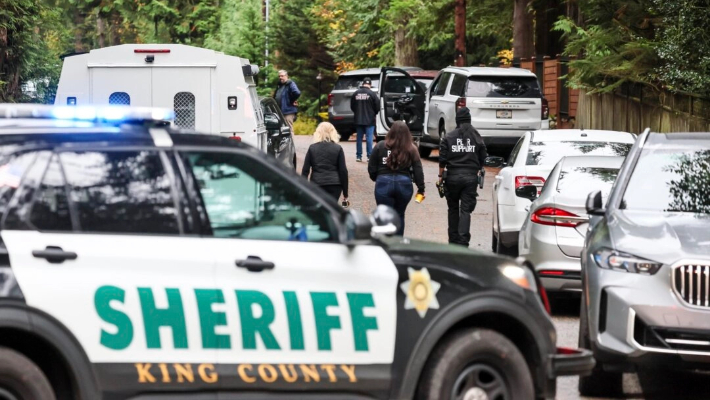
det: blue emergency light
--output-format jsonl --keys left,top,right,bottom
{"left": 0, "top": 104, "right": 175, "bottom": 124}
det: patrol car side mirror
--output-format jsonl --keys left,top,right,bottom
{"left": 345, "top": 209, "right": 373, "bottom": 241}
{"left": 485, "top": 156, "right": 506, "bottom": 168}
{"left": 370, "top": 205, "right": 401, "bottom": 237}
{"left": 264, "top": 113, "right": 280, "bottom": 131}
{"left": 515, "top": 185, "right": 537, "bottom": 201}
{"left": 586, "top": 190, "right": 605, "bottom": 216}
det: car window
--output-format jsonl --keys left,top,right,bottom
{"left": 30, "top": 155, "right": 72, "bottom": 231}
{"left": 333, "top": 75, "right": 380, "bottom": 90}
{"left": 466, "top": 76, "right": 542, "bottom": 98}
{"left": 449, "top": 74, "right": 467, "bottom": 97}
{"left": 60, "top": 150, "right": 180, "bottom": 234}
{"left": 384, "top": 75, "right": 420, "bottom": 94}
{"left": 526, "top": 141, "right": 632, "bottom": 166}
{"left": 556, "top": 166, "right": 620, "bottom": 195}
{"left": 508, "top": 136, "right": 525, "bottom": 165}
{"left": 0, "top": 151, "right": 41, "bottom": 220}
{"left": 183, "top": 151, "right": 336, "bottom": 242}
{"left": 416, "top": 78, "right": 433, "bottom": 88}
{"left": 433, "top": 72, "right": 452, "bottom": 96}
{"left": 621, "top": 147, "right": 710, "bottom": 213}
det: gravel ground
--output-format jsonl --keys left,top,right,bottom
{"left": 294, "top": 134, "right": 710, "bottom": 400}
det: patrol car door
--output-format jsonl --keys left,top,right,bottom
{"left": 1, "top": 148, "right": 220, "bottom": 394}
{"left": 178, "top": 149, "right": 399, "bottom": 394}
{"left": 378, "top": 68, "right": 426, "bottom": 134}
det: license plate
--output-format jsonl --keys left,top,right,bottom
{"left": 496, "top": 110, "right": 512, "bottom": 119}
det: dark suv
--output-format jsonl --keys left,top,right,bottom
{"left": 328, "top": 67, "right": 421, "bottom": 141}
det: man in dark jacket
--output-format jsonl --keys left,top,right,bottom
{"left": 438, "top": 107, "right": 488, "bottom": 246}
{"left": 274, "top": 70, "right": 301, "bottom": 131}
{"left": 350, "top": 77, "right": 380, "bottom": 162}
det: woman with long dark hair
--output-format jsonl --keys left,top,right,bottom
{"left": 367, "top": 120, "right": 425, "bottom": 235}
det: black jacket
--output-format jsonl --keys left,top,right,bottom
{"left": 301, "top": 141, "right": 349, "bottom": 197}
{"left": 368, "top": 141, "right": 425, "bottom": 194}
{"left": 439, "top": 123, "right": 488, "bottom": 175}
{"left": 350, "top": 87, "right": 380, "bottom": 126}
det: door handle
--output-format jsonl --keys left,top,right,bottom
{"left": 32, "top": 246, "right": 77, "bottom": 264}
{"left": 236, "top": 256, "right": 275, "bottom": 272}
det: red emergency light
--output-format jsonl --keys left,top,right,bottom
{"left": 134, "top": 49, "right": 171, "bottom": 53}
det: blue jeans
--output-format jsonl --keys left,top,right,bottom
{"left": 375, "top": 174, "right": 414, "bottom": 236}
{"left": 356, "top": 125, "right": 375, "bottom": 159}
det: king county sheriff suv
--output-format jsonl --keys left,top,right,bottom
{"left": 0, "top": 104, "right": 592, "bottom": 400}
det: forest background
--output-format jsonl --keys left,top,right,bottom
{"left": 1, "top": 0, "right": 708, "bottom": 121}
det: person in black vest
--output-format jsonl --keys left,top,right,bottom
{"left": 438, "top": 107, "right": 488, "bottom": 246}
{"left": 368, "top": 121, "right": 425, "bottom": 236}
{"left": 302, "top": 122, "right": 349, "bottom": 203}
{"left": 350, "top": 77, "right": 380, "bottom": 162}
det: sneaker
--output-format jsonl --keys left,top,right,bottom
{"left": 356, "top": 158, "right": 362, "bottom": 162}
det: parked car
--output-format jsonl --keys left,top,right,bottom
{"left": 518, "top": 156, "right": 624, "bottom": 294}
{"left": 0, "top": 103, "right": 594, "bottom": 400}
{"left": 489, "top": 129, "right": 636, "bottom": 256}
{"left": 328, "top": 67, "right": 421, "bottom": 141}
{"left": 260, "top": 97, "right": 296, "bottom": 169}
{"left": 418, "top": 67, "right": 550, "bottom": 158}
{"left": 579, "top": 129, "right": 710, "bottom": 397}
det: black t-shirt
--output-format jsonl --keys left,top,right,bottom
{"left": 367, "top": 141, "right": 425, "bottom": 194}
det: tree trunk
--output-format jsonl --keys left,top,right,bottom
{"left": 73, "top": 10, "right": 85, "bottom": 52}
{"left": 394, "top": 26, "right": 419, "bottom": 67}
{"left": 534, "top": 0, "right": 563, "bottom": 57}
{"left": 513, "top": 0, "right": 534, "bottom": 60}
{"left": 454, "top": 0, "right": 466, "bottom": 66}
{"left": 97, "top": 13, "right": 106, "bottom": 48}
{"left": 110, "top": 12, "right": 122, "bottom": 46}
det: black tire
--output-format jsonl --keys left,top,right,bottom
{"left": 491, "top": 230, "right": 498, "bottom": 252}
{"left": 578, "top": 297, "right": 623, "bottom": 397}
{"left": 439, "top": 120, "right": 446, "bottom": 138}
{"left": 419, "top": 145, "right": 432, "bottom": 158}
{"left": 493, "top": 222, "right": 518, "bottom": 257}
{"left": 339, "top": 133, "right": 352, "bottom": 142}
{"left": 292, "top": 154, "right": 297, "bottom": 170}
{"left": 417, "top": 328, "right": 534, "bottom": 400}
{"left": 0, "top": 347, "right": 55, "bottom": 400}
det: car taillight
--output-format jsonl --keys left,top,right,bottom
{"left": 456, "top": 97, "right": 466, "bottom": 110}
{"left": 514, "top": 176, "right": 545, "bottom": 195}
{"left": 327, "top": 94, "right": 334, "bottom": 107}
{"left": 538, "top": 282, "right": 551, "bottom": 314}
{"left": 531, "top": 207, "right": 582, "bottom": 227}
{"left": 541, "top": 98, "right": 549, "bottom": 120}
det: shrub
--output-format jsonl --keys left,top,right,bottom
{"left": 292, "top": 116, "right": 318, "bottom": 136}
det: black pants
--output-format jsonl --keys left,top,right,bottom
{"left": 320, "top": 184, "right": 343, "bottom": 200}
{"left": 445, "top": 174, "right": 478, "bottom": 246}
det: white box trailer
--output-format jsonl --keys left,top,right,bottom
{"left": 55, "top": 44, "right": 266, "bottom": 150}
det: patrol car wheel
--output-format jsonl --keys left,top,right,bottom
{"left": 419, "top": 145, "right": 432, "bottom": 158}
{"left": 578, "top": 297, "right": 623, "bottom": 397}
{"left": 0, "top": 347, "right": 55, "bottom": 400}
{"left": 417, "top": 328, "right": 534, "bottom": 400}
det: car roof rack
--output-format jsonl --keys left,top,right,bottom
{"left": 0, "top": 104, "right": 175, "bottom": 125}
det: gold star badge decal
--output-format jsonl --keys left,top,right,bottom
{"left": 400, "top": 267, "right": 441, "bottom": 318}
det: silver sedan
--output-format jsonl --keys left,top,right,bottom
{"left": 518, "top": 155, "right": 624, "bottom": 293}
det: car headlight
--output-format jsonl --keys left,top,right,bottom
{"left": 593, "top": 248, "right": 662, "bottom": 274}
{"left": 499, "top": 265, "right": 538, "bottom": 292}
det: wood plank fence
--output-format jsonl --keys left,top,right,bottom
{"left": 512, "top": 57, "right": 710, "bottom": 132}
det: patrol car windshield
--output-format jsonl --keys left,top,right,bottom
{"left": 526, "top": 141, "right": 632, "bottom": 166}
{"left": 184, "top": 152, "right": 337, "bottom": 241}
{"left": 334, "top": 75, "right": 380, "bottom": 90}
{"left": 621, "top": 147, "right": 710, "bottom": 214}
{"left": 466, "top": 76, "right": 541, "bottom": 98}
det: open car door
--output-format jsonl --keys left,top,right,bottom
{"left": 378, "top": 68, "right": 426, "bottom": 136}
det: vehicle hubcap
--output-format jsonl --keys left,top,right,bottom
{"left": 452, "top": 364, "right": 509, "bottom": 400}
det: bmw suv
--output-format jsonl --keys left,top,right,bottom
{"left": 580, "top": 129, "right": 710, "bottom": 397}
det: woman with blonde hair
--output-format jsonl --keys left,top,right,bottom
{"left": 302, "top": 122, "right": 349, "bottom": 203}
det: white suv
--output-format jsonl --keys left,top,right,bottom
{"left": 419, "top": 67, "right": 549, "bottom": 157}
{"left": 490, "top": 129, "right": 637, "bottom": 255}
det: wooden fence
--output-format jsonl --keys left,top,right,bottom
{"left": 513, "top": 57, "right": 710, "bottom": 132}
{"left": 576, "top": 86, "right": 710, "bottom": 133}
